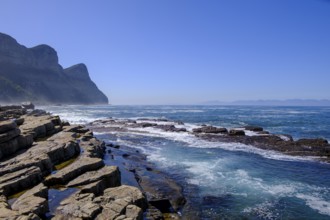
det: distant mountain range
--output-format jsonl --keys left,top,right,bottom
{"left": 202, "top": 99, "right": 330, "bottom": 106}
{"left": 0, "top": 33, "right": 108, "bottom": 105}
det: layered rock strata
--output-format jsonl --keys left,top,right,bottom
{"left": 0, "top": 106, "right": 147, "bottom": 220}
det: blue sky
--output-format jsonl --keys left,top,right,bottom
{"left": 0, "top": 0, "right": 329, "bottom": 104}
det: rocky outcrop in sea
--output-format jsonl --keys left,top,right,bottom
{"left": 89, "top": 118, "right": 330, "bottom": 162}
{"left": 0, "top": 33, "right": 108, "bottom": 104}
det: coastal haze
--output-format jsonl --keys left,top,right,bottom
{"left": 1, "top": 1, "right": 330, "bottom": 220}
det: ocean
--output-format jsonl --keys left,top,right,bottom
{"left": 41, "top": 105, "right": 330, "bottom": 220}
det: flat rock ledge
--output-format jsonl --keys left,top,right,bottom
{"left": 0, "top": 105, "right": 146, "bottom": 220}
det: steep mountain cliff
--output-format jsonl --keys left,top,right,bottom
{"left": 0, "top": 33, "right": 108, "bottom": 104}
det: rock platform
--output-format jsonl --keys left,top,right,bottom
{"left": 0, "top": 105, "right": 149, "bottom": 220}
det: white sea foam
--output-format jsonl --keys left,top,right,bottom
{"left": 296, "top": 194, "right": 330, "bottom": 216}
{"left": 125, "top": 125, "right": 317, "bottom": 162}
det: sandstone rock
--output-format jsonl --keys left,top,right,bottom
{"left": 0, "top": 128, "right": 21, "bottom": 143}
{"left": 67, "top": 166, "right": 120, "bottom": 188}
{"left": 44, "top": 157, "right": 104, "bottom": 186}
{"left": 55, "top": 193, "right": 101, "bottom": 219}
{"left": 192, "top": 126, "right": 227, "bottom": 134}
{"left": 100, "top": 185, "right": 147, "bottom": 210}
{"left": 79, "top": 137, "right": 105, "bottom": 158}
{"left": 95, "top": 185, "right": 146, "bottom": 220}
{"left": 20, "top": 115, "right": 61, "bottom": 139}
{"left": 0, "top": 166, "right": 42, "bottom": 196}
{"left": 11, "top": 183, "right": 48, "bottom": 217}
{"left": 125, "top": 205, "right": 143, "bottom": 220}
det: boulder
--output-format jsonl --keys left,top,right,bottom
{"left": 193, "top": 126, "right": 227, "bottom": 134}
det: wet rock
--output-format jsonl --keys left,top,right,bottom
{"left": 137, "top": 123, "right": 157, "bottom": 128}
{"left": 193, "top": 126, "right": 227, "bottom": 134}
{"left": 67, "top": 166, "right": 121, "bottom": 189}
{"left": 135, "top": 171, "right": 185, "bottom": 212}
{"left": 11, "top": 183, "right": 48, "bottom": 217}
{"left": 296, "top": 138, "right": 328, "bottom": 147}
{"left": 145, "top": 205, "right": 164, "bottom": 220}
{"left": 149, "top": 199, "right": 173, "bottom": 213}
{"left": 155, "top": 125, "right": 186, "bottom": 132}
{"left": 55, "top": 193, "right": 101, "bottom": 219}
{"left": 44, "top": 157, "right": 104, "bottom": 186}
{"left": 95, "top": 185, "right": 147, "bottom": 220}
{"left": 244, "top": 126, "right": 263, "bottom": 132}
{"left": 229, "top": 129, "right": 245, "bottom": 136}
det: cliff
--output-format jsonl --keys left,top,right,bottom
{"left": 0, "top": 33, "right": 108, "bottom": 104}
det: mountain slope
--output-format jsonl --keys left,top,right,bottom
{"left": 0, "top": 33, "right": 108, "bottom": 104}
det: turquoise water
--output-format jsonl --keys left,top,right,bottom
{"left": 41, "top": 105, "right": 330, "bottom": 219}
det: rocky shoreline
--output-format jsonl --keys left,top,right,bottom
{"left": 1, "top": 105, "right": 329, "bottom": 220}
{"left": 89, "top": 117, "right": 330, "bottom": 162}
{"left": 0, "top": 105, "right": 183, "bottom": 220}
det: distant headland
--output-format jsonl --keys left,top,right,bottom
{"left": 0, "top": 33, "right": 108, "bottom": 105}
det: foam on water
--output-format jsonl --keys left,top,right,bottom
{"left": 296, "top": 194, "right": 330, "bottom": 216}
{"left": 125, "top": 125, "right": 317, "bottom": 162}
{"left": 181, "top": 159, "right": 330, "bottom": 217}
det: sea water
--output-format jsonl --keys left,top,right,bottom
{"left": 41, "top": 105, "right": 330, "bottom": 219}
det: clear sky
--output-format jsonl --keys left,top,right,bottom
{"left": 0, "top": 0, "right": 329, "bottom": 104}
